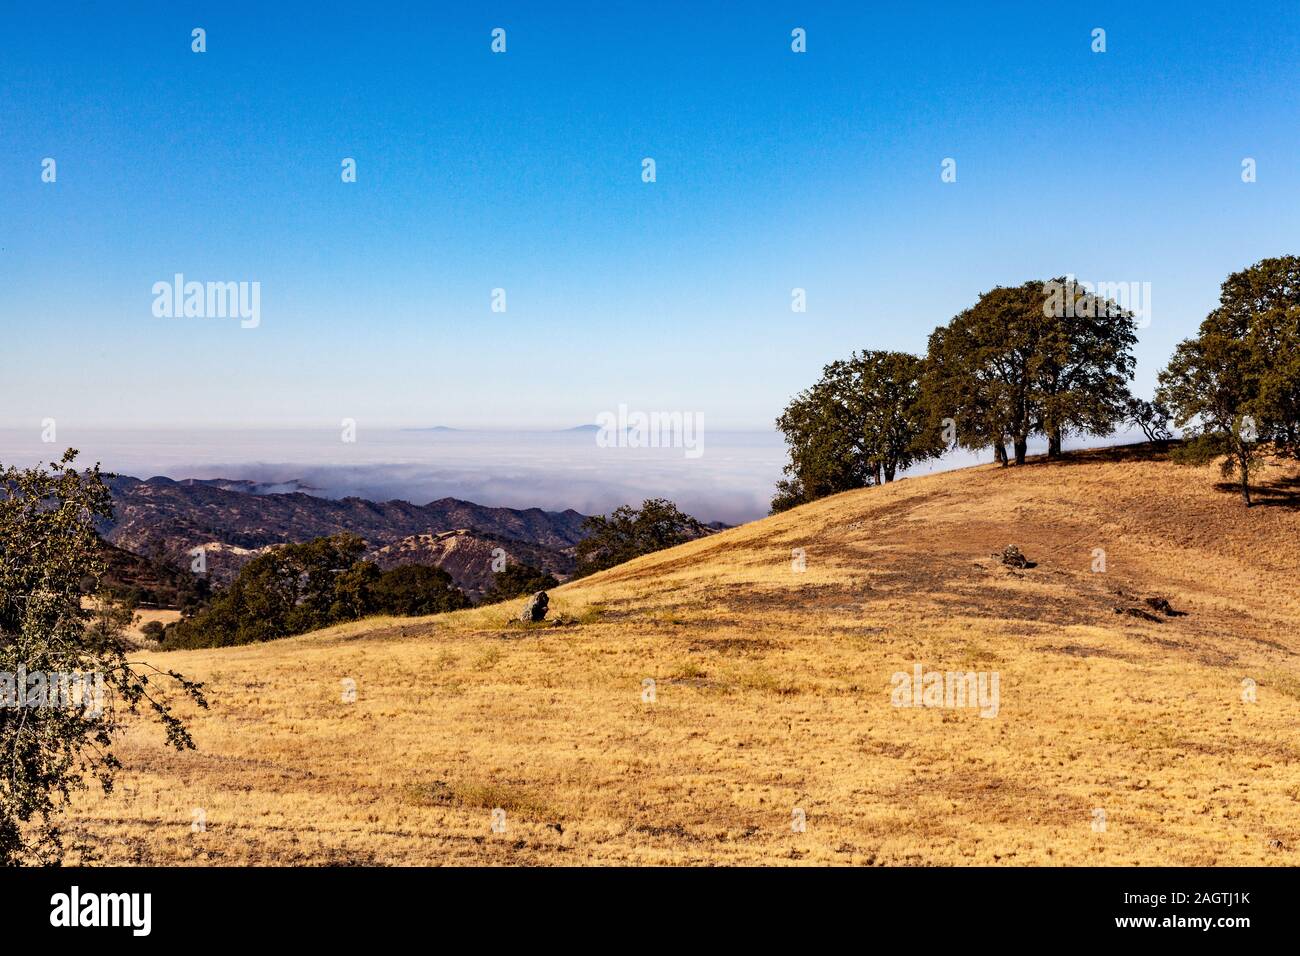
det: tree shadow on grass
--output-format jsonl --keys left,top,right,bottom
{"left": 1018, "top": 440, "right": 1177, "bottom": 468}
{"left": 1214, "top": 474, "right": 1300, "bottom": 510}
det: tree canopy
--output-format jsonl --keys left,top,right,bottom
{"left": 574, "top": 499, "right": 707, "bottom": 577}
{"left": 922, "top": 279, "right": 1136, "bottom": 466}
{"left": 480, "top": 563, "right": 560, "bottom": 605}
{"left": 0, "top": 450, "right": 205, "bottom": 864}
{"left": 1186, "top": 256, "right": 1300, "bottom": 455}
{"left": 1155, "top": 257, "right": 1300, "bottom": 504}
{"left": 773, "top": 349, "right": 941, "bottom": 512}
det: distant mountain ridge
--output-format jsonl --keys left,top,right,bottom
{"left": 101, "top": 475, "right": 589, "bottom": 592}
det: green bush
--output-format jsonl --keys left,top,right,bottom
{"left": 573, "top": 499, "right": 705, "bottom": 578}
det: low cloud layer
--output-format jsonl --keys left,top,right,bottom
{"left": 0, "top": 429, "right": 788, "bottom": 525}
{"left": 0, "top": 428, "right": 1144, "bottom": 525}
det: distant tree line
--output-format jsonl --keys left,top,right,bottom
{"left": 160, "top": 501, "right": 712, "bottom": 648}
{"left": 162, "top": 534, "right": 470, "bottom": 649}
{"left": 93, "top": 541, "right": 211, "bottom": 613}
{"left": 479, "top": 562, "right": 559, "bottom": 604}
{"left": 775, "top": 257, "right": 1300, "bottom": 509}
{"left": 160, "top": 528, "right": 663, "bottom": 648}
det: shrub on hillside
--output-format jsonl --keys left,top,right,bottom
{"left": 573, "top": 499, "right": 705, "bottom": 578}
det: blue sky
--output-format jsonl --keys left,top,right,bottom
{"left": 2, "top": 1, "right": 1298, "bottom": 430}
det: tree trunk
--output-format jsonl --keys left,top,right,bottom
{"left": 884, "top": 463, "right": 896, "bottom": 483}
{"left": 1240, "top": 456, "right": 1252, "bottom": 506}
{"left": 874, "top": 463, "right": 883, "bottom": 485}
{"left": 994, "top": 442, "right": 1007, "bottom": 467}
{"left": 1014, "top": 436, "right": 1027, "bottom": 465}
{"left": 1047, "top": 429, "right": 1062, "bottom": 458}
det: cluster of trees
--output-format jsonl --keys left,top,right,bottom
{"left": 573, "top": 498, "right": 708, "bottom": 577}
{"left": 158, "top": 499, "right": 713, "bottom": 647}
{"left": 774, "top": 278, "right": 1138, "bottom": 510}
{"left": 94, "top": 543, "right": 212, "bottom": 614}
{"left": 162, "top": 534, "right": 470, "bottom": 649}
{"left": 775, "top": 258, "right": 1300, "bottom": 509}
{"left": 164, "top": 505, "right": 713, "bottom": 648}
{"left": 773, "top": 350, "right": 940, "bottom": 511}
{"left": 925, "top": 279, "right": 1137, "bottom": 465}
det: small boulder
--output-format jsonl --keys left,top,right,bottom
{"left": 518, "top": 590, "right": 549, "bottom": 623}
{"left": 994, "top": 545, "right": 1035, "bottom": 569}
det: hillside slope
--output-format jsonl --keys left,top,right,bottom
{"left": 70, "top": 445, "right": 1300, "bottom": 865}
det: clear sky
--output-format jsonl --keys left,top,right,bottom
{"left": 2, "top": 1, "right": 1298, "bottom": 430}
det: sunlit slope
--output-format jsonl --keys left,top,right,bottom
{"left": 71, "top": 445, "right": 1300, "bottom": 865}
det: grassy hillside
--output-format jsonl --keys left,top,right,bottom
{"left": 69, "top": 444, "right": 1300, "bottom": 865}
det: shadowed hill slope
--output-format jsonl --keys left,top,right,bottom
{"left": 70, "top": 444, "right": 1300, "bottom": 865}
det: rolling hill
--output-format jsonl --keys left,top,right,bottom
{"left": 68, "top": 444, "right": 1300, "bottom": 865}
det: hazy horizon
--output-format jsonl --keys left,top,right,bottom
{"left": 0, "top": 426, "right": 788, "bottom": 523}
{"left": 0, "top": 425, "right": 1142, "bottom": 524}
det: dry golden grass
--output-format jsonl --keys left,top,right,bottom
{"left": 83, "top": 601, "right": 180, "bottom": 646}
{"left": 66, "top": 445, "right": 1300, "bottom": 865}
{"left": 130, "top": 608, "right": 180, "bottom": 641}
